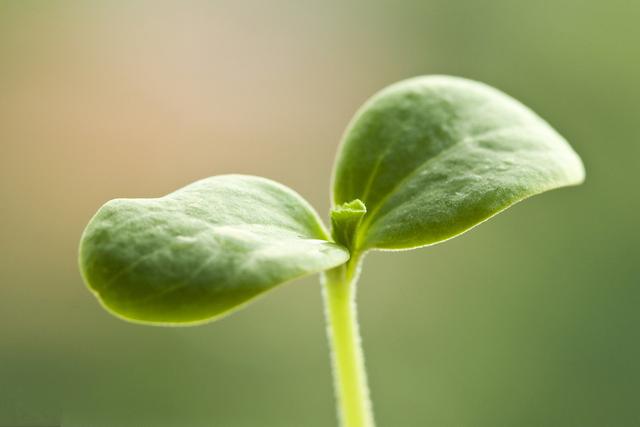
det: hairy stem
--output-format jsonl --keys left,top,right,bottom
{"left": 322, "top": 255, "right": 375, "bottom": 427}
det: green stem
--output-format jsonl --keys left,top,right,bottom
{"left": 322, "top": 254, "right": 375, "bottom": 427}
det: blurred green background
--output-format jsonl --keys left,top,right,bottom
{"left": 1, "top": 1, "right": 638, "bottom": 426}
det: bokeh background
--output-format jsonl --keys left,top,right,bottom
{"left": 1, "top": 1, "right": 638, "bottom": 426}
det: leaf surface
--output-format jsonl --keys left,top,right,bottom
{"left": 80, "top": 175, "right": 349, "bottom": 325}
{"left": 332, "top": 76, "right": 585, "bottom": 250}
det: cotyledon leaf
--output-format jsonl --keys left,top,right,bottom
{"left": 332, "top": 75, "right": 585, "bottom": 251}
{"left": 79, "top": 175, "right": 349, "bottom": 325}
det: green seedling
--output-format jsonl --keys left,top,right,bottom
{"left": 79, "top": 76, "right": 584, "bottom": 427}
